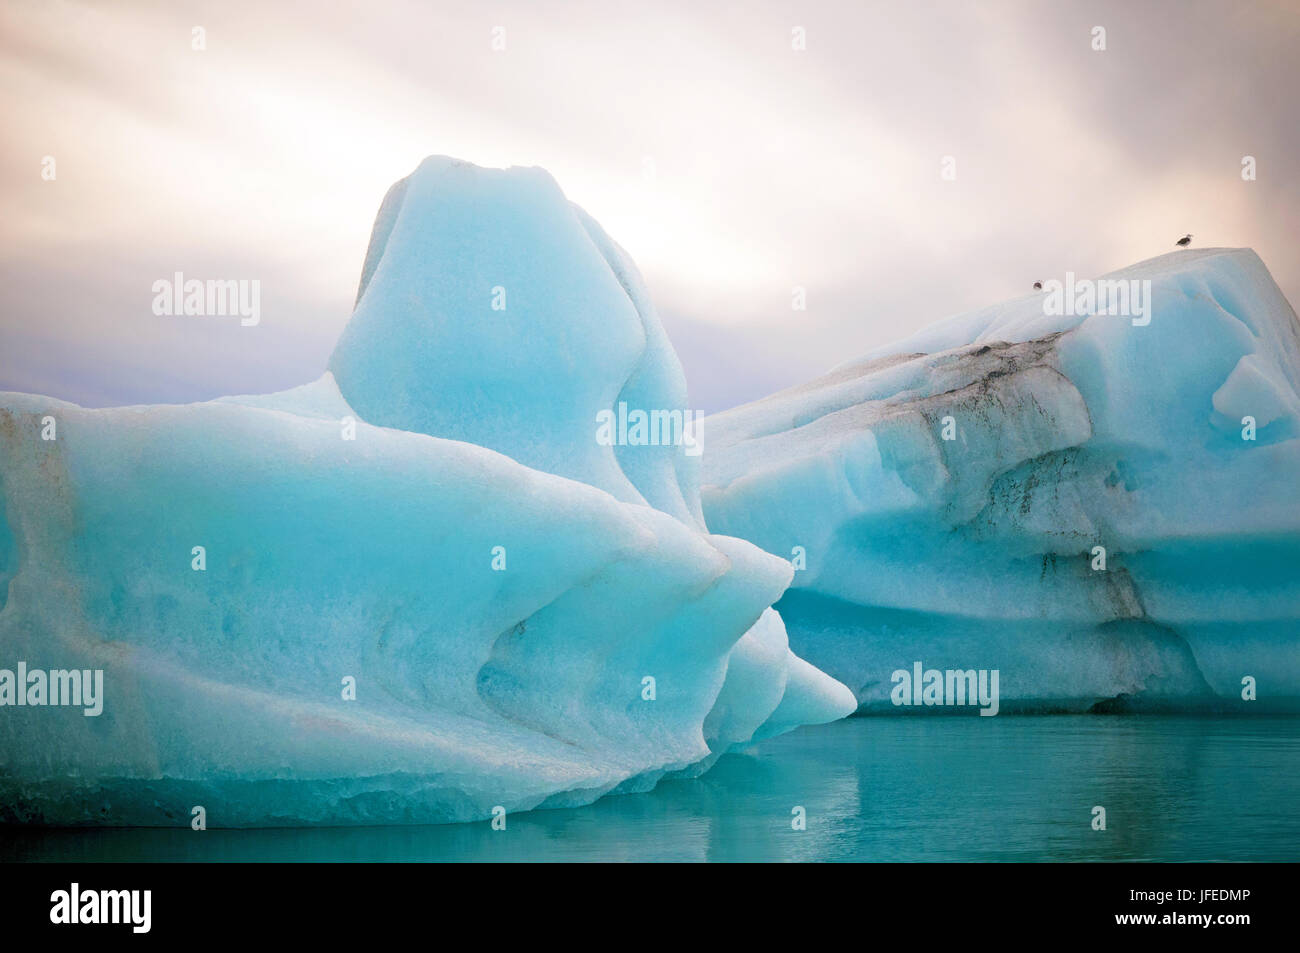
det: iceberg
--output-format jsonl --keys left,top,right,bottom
{"left": 702, "top": 249, "right": 1300, "bottom": 712}
{"left": 0, "top": 157, "right": 854, "bottom": 827}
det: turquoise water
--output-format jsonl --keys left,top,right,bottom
{"left": 4, "top": 715, "right": 1298, "bottom": 862}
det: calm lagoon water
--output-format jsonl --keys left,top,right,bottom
{"left": 5, "top": 715, "right": 1298, "bottom": 862}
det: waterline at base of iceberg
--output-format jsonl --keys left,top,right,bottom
{"left": 4, "top": 715, "right": 1297, "bottom": 862}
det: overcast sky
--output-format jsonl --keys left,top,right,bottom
{"left": 2, "top": 0, "right": 1297, "bottom": 412}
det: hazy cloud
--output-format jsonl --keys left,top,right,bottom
{"left": 2, "top": 0, "right": 1296, "bottom": 411}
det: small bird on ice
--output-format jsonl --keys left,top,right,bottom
{"left": 1033, "top": 281, "right": 1042, "bottom": 290}
{"left": 1176, "top": 234, "right": 1193, "bottom": 247}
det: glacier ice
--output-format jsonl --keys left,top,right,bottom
{"left": 331, "top": 158, "right": 704, "bottom": 526}
{"left": 703, "top": 248, "right": 1300, "bottom": 712}
{"left": 0, "top": 157, "right": 855, "bottom": 826}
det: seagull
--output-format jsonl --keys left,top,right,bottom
{"left": 1033, "top": 281, "right": 1042, "bottom": 290}
{"left": 1176, "top": 234, "right": 1192, "bottom": 247}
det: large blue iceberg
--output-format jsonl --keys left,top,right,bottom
{"left": 0, "top": 157, "right": 855, "bottom": 826}
{"left": 703, "top": 249, "right": 1300, "bottom": 712}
